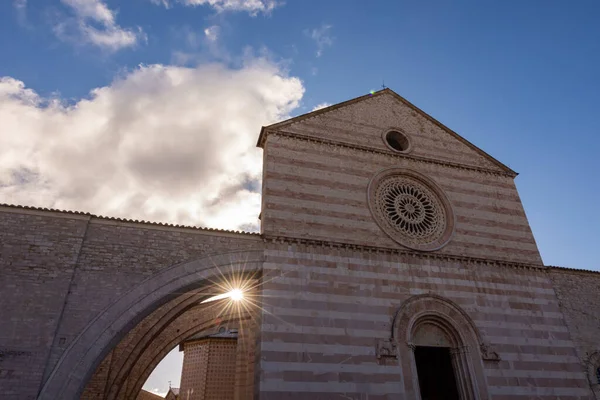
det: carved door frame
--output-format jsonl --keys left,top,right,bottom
{"left": 391, "top": 294, "right": 494, "bottom": 400}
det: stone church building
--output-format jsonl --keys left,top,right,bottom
{"left": 1, "top": 89, "right": 599, "bottom": 399}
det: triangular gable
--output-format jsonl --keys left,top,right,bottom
{"left": 258, "top": 89, "right": 516, "bottom": 176}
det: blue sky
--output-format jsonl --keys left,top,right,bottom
{"left": 1, "top": 1, "right": 599, "bottom": 269}
{"left": 2, "top": 0, "right": 600, "bottom": 394}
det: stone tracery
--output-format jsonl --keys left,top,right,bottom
{"left": 378, "top": 175, "right": 445, "bottom": 239}
{"left": 368, "top": 168, "right": 455, "bottom": 251}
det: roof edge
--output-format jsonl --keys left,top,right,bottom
{"left": 257, "top": 88, "right": 517, "bottom": 176}
{"left": 547, "top": 265, "right": 600, "bottom": 275}
{"left": 0, "top": 203, "right": 260, "bottom": 236}
{"left": 256, "top": 89, "right": 388, "bottom": 148}
{"left": 384, "top": 89, "right": 517, "bottom": 176}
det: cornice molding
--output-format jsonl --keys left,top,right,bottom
{"left": 262, "top": 234, "right": 546, "bottom": 271}
{"left": 261, "top": 129, "right": 517, "bottom": 178}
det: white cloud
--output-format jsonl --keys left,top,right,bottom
{"left": 305, "top": 24, "right": 333, "bottom": 57}
{"left": 204, "top": 25, "right": 220, "bottom": 42}
{"left": 311, "top": 102, "right": 331, "bottom": 111}
{"left": 0, "top": 59, "right": 304, "bottom": 231}
{"left": 56, "top": 0, "right": 144, "bottom": 51}
{"left": 152, "top": 0, "right": 280, "bottom": 15}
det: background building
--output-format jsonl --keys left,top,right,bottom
{"left": 179, "top": 330, "right": 238, "bottom": 400}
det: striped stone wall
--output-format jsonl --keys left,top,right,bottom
{"left": 261, "top": 133, "right": 542, "bottom": 265}
{"left": 257, "top": 242, "right": 594, "bottom": 399}
{"left": 266, "top": 92, "right": 506, "bottom": 173}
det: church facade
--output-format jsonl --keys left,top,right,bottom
{"left": 0, "top": 89, "right": 599, "bottom": 399}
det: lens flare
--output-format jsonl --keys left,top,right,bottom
{"left": 201, "top": 288, "right": 244, "bottom": 304}
{"left": 193, "top": 261, "right": 296, "bottom": 334}
{"left": 229, "top": 289, "right": 243, "bottom": 301}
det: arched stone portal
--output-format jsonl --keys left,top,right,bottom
{"left": 37, "top": 249, "right": 264, "bottom": 400}
{"left": 392, "top": 294, "right": 492, "bottom": 400}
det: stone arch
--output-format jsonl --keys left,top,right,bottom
{"left": 80, "top": 288, "right": 209, "bottom": 399}
{"left": 108, "top": 287, "right": 222, "bottom": 399}
{"left": 392, "top": 294, "right": 492, "bottom": 400}
{"left": 38, "top": 249, "right": 264, "bottom": 400}
{"left": 83, "top": 283, "right": 256, "bottom": 400}
{"left": 588, "top": 351, "right": 600, "bottom": 399}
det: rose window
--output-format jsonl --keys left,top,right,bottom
{"left": 368, "top": 169, "right": 455, "bottom": 251}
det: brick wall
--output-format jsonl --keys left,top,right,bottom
{"left": 0, "top": 209, "right": 88, "bottom": 400}
{"left": 44, "top": 218, "right": 260, "bottom": 385}
{"left": 205, "top": 338, "right": 237, "bottom": 399}
{"left": 180, "top": 340, "right": 210, "bottom": 399}
{"left": 180, "top": 338, "right": 237, "bottom": 400}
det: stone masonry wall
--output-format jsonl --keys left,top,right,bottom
{"left": 549, "top": 267, "right": 600, "bottom": 398}
{"left": 0, "top": 208, "right": 88, "bottom": 400}
{"left": 257, "top": 242, "right": 593, "bottom": 399}
{"left": 260, "top": 92, "right": 542, "bottom": 267}
{"left": 266, "top": 92, "right": 507, "bottom": 173}
{"left": 262, "top": 134, "right": 541, "bottom": 265}
{"left": 0, "top": 205, "right": 261, "bottom": 400}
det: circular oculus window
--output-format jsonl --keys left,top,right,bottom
{"left": 368, "top": 168, "right": 455, "bottom": 251}
{"left": 383, "top": 130, "right": 411, "bottom": 153}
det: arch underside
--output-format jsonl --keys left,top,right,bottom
{"left": 81, "top": 284, "right": 257, "bottom": 400}
{"left": 38, "top": 249, "right": 264, "bottom": 400}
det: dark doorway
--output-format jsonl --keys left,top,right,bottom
{"left": 415, "top": 346, "right": 460, "bottom": 400}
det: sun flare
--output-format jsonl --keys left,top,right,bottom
{"left": 229, "top": 289, "right": 243, "bottom": 301}
{"left": 201, "top": 288, "right": 244, "bottom": 304}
